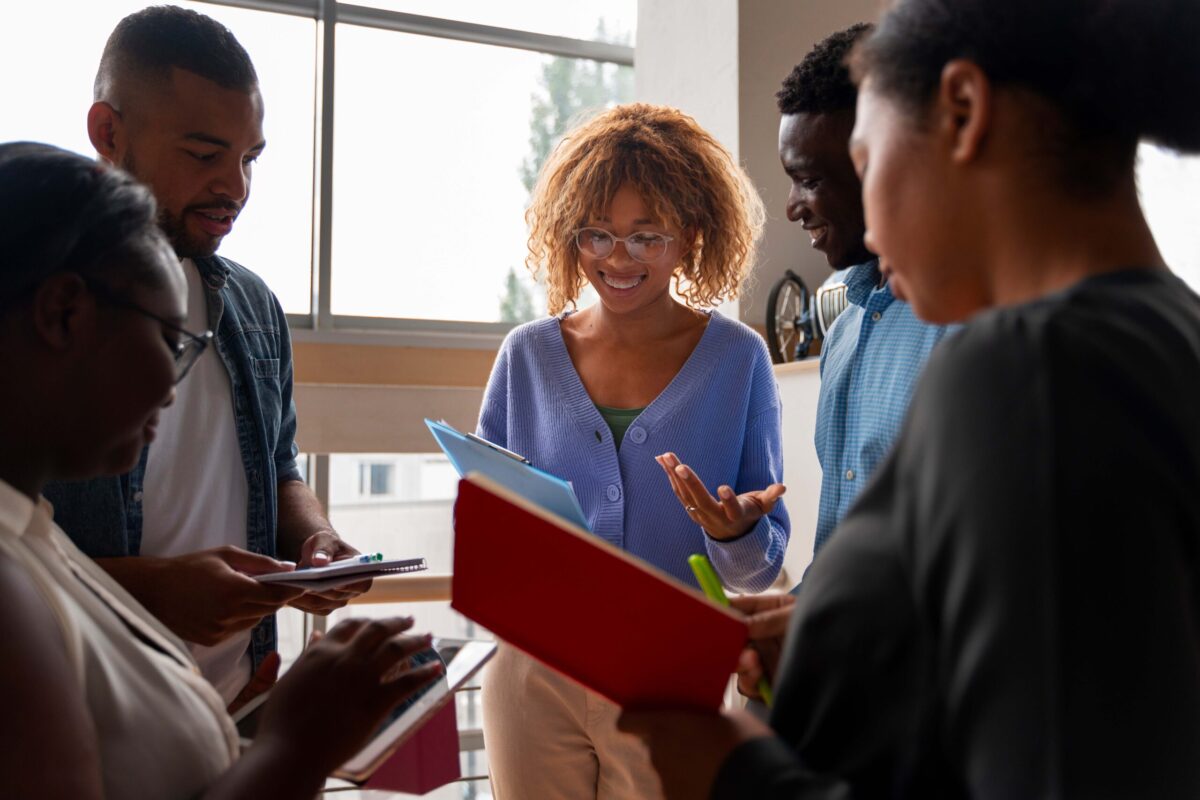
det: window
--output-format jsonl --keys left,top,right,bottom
{"left": 358, "top": 461, "right": 396, "bottom": 496}
{"left": 325, "top": 451, "right": 477, "bottom": 655}
{"left": 3, "top": 1, "right": 635, "bottom": 338}
{"left": 331, "top": 27, "right": 631, "bottom": 322}
{"left": 1138, "top": 144, "right": 1200, "bottom": 292}
{"left": 352, "top": 1, "right": 636, "bottom": 43}
{"left": 0, "top": 1, "right": 317, "bottom": 315}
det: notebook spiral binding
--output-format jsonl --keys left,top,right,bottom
{"left": 378, "top": 558, "right": 428, "bottom": 575}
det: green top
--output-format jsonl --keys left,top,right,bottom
{"left": 595, "top": 404, "right": 646, "bottom": 449}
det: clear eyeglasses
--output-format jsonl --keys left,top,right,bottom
{"left": 83, "top": 277, "right": 213, "bottom": 384}
{"left": 573, "top": 227, "right": 675, "bottom": 263}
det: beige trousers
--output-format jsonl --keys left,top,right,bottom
{"left": 482, "top": 644, "right": 665, "bottom": 800}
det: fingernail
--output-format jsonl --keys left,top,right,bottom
{"left": 675, "top": 464, "right": 687, "bottom": 476}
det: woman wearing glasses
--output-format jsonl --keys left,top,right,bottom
{"left": 477, "top": 103, "right": 789, "bottom": 799}
{"left": 0, "top": 142, "right": 442, "bottom": 799}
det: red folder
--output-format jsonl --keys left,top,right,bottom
{"left": 451, "top": 474, "right": 748, "bottom": 711}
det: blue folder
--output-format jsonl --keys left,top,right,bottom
{"left": 425, "top": 419, "right": 591, "bottom": 531}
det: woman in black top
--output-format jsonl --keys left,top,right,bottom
{"left": 622, "top": 1, "right": 1200, "bottom": 797}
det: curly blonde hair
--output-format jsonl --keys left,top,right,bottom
{"left": 526, "top": 103, "right": 766, "bottom": 315}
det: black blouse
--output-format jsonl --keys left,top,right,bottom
{"left": 715, "top": 269, "right": 1200, "bottom": 799}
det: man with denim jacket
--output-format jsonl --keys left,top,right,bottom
{"left": 43, "top": 6, "right": 369, "bottom": 707}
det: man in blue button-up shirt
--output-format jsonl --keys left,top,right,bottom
{"left": 777, "top": 24, "right": 953, "bottom": 559}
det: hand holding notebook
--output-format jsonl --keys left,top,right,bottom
{"left": 254, "top": 555, "right": 427, "bottom": 591}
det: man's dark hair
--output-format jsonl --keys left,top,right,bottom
{"left": 0, "top": 142, "right": 170, "bottom": 313}
{"left": 94, "top": 4, "right": 258, "bottom": 101}
{"left": 776, "top": 23, "right": 873, "bottom": 116}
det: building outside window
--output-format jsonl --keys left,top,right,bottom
{"left": 358, "top": 462, "right": 396, "bottom": 497}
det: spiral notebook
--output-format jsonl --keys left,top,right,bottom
{"left": 254, "top": 557, "right": 427, "bottom": 591}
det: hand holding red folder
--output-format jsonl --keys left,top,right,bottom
{"left": 730, "top": 593, "right": 795, "bottom": 700}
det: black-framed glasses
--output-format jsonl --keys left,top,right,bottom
{"left": 573, "top": 227, "right": 676, "bottom": 263}
{"left": 81, "top": 276, "right": 213, "bottom": 383}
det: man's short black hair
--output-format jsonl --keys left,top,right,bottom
{"left": 94, "top": 5, "right": 257, "bottom": 101}
{"left": 776, "top": 23, "right": 873, "bottom": 116}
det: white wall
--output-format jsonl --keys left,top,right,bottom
{"left": 773, "top": 361, "right": 822, "bottom": 587}
{"left": 635, "top": 0, "right": 740, "bottom": 152}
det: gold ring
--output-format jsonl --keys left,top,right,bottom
{"left": 686, "top": 506, "right": 698, "bottom": 513}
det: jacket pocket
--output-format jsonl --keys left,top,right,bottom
{"left": 253, "top": 358, "right": 280, "bottom": 379}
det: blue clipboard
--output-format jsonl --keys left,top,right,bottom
{"left": 425, "top": 419, "right": 591, "bottom": 531}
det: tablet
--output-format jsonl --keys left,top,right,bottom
{"left": 425, "top": 418, "right": 590, "bottom": 531}
{"left": 233, "top": 640, "right": 496, "bottom": 782}
{"left": 336, "top": 640, "right": 496, "bottom": 781}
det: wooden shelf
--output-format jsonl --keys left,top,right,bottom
{"left": 349, "top": 572, "right": 453, "bottom": 604}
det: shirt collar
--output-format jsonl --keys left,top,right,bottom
{"left": 192, "top": 255, "right": 230, "bottom": 290}
{"left": 0, "top": 478, "right": 38, "bottom": 538}
{"left": 844, "top": 258, "right": 897, "bottom": 310}
{"left": 843, "top": 258, "right": 883, "bottom": 307}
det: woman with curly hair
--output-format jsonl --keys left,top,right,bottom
{"left": 477, "top": 103, "right": 790, "bottom": 799}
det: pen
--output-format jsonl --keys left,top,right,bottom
{"left": 294, "top": 552, "right": 381, "bottom": 571}
{"left": 342, "top": 553, "right": 384, "bottom": 565}
{"left": 687, "top": 554, "right": 775, "bottom": 708}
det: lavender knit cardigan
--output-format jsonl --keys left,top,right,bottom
{"left": 477, "top": 311, "right": 789, "bottom": 592}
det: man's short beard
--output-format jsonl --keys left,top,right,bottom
{"left": 157, "top": 207, "right": 218, "bottom": 260}
{"left": 119, "top": 150, "right": 217, "bottom": 260}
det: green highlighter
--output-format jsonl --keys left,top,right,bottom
{"left": 687, "top": 553, "right": 774, "bottom": 708}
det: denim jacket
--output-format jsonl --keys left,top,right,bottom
{"left": 44, "top": 254, "right": 302, "bottom": 669}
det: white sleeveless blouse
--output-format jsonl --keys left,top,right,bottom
{"left": 0, "top": 480, "right": 238, "bottom": 798}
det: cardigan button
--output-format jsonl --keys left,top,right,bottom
{"left": 628, "top": 426, "right": 647, "bottom": 444}
{"left": 606, "top": 484, "right": 621, "bottom": 502}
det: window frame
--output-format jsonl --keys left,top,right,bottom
{"left": 198, "top": 0, "right": 635, "bottom": 346}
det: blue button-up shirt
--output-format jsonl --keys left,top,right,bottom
{"left": 43, "top": 254, "right": 302, "bottom": 668}
{"left": 813, "top": 259, "right": 953, "bottom": 554}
